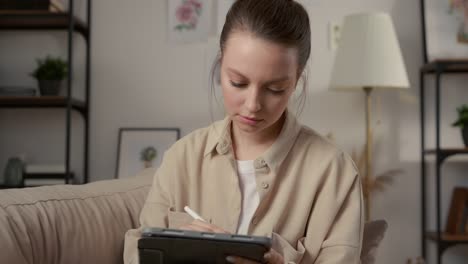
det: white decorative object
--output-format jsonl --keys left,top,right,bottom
{"left": 168, "top": 0, "right": 214, "bottom": 43}
{"left": 330, "top": 13, "right": 409, "bottom": 91}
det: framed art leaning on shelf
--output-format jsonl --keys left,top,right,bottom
{"left": 446, "top": 187, "right": 468, "bottom": 235}
{"left": 115, "top": 127, "right": 180, "bottom": 179}
{"left": 422, "top": 0, "right": 468, "bottom": 60}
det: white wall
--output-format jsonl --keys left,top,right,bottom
{"left": 1, "top": 0, "right": 468, "bottom": 263}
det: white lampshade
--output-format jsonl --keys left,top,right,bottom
{"left": 330, "top": 12, "right": 410, "bottom": 90}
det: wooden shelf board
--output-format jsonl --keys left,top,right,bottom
{"left": 422, "top": 59, "right": 468, "bottom": 73}
{"left": 427, "top": 232, "right": 468, "bottom": 243}
{"left": 0, "top": 10, "right": 88, "bottom": 37}
{"left": 424, "top": 148, "right": 468, "bottom": 156}
{"left": 0, "top": 96, "right": 87, "bottom": 114}
{"left": 424, "top": 155, "right": 468, "bottom": 163}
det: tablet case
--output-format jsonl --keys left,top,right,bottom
{"left": 138, "top": 227, "right": 272, "bottom": 264}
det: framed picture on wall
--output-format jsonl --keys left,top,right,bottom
{"left": 115, "top": 128, "right": 181, "bottom": 179}
{"left": 423, "top": 0, "right": 468, "bottom": 60}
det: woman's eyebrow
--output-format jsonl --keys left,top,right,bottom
{"left": 265, "top": 76, "right": 290, "bottom": 85}
{"left": 227, "top": 68, "right": 247, "bottom": 78}
{"left": 227, "top": 68, "right": 290, "bottom": 84}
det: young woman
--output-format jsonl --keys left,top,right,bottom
{"left": 124, "top": 0, "right": 363, "bottom": 263}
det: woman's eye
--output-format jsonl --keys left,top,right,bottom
{"left": 230, "top": 81, "right": 247, "bottom": 88}
{"left": 268, "top": 88, "right": 285, "bottom": 94}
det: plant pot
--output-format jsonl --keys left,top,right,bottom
{"left": 463, "top": 126, "right": 468, "bottom": 147}
{"left": 38, "top": 79, "right": 62, "bottom": 96}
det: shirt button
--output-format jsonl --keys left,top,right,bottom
{"left": 254, "top": 158, "right": 266, "bottom": 169}
{"left": 261, "top": 182, "right": 269, "bottom": 189}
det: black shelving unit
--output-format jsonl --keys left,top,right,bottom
{"left": 420, "top": 1, "right": 468, "bottom": 263}
{"left": 0, "top": 0, "right": 91, "bottom": 185}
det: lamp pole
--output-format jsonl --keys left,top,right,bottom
{"left": 364, "top": 86, "right": 373, "bottom": 221}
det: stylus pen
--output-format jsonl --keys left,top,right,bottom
{"left": 184, "top": 206, "right": 207, "bottom": 222}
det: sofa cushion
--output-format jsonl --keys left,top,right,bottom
{"left": 0, "top": 168, "right": 154, "bottom": 264}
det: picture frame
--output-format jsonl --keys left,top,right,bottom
{"left": 462, "top": 200, "right": 468, "bottom": 234}
{"left": 422, "top": 0, "right": 468, "bottom": 61}
{"left": 445, "top": 187, "right": 468, "bottom": 234}
{"left": 115, "top": 128, "right": 181, "bottom": 179}
{"left": 168, "top": 0, "right": 214, "bottom": 43}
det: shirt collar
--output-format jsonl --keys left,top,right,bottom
{"left": 204, "top": 110, "right": 302, "bottom": 172}
{"left": 204, "top": 115, "right": 231, "bottom": 157}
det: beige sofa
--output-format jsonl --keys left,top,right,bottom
{"left": 0, "top": 168, "right": 387, "bottom": 264}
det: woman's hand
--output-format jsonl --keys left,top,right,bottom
{"left": 179, "top": 219, "right": 230, "bottom": 233}
{"left": 226, "top": 248, "right": 284, "bottom": 264}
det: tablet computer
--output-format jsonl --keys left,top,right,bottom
{"left": 138, "top": 227, "right": 271, "bottom": 264}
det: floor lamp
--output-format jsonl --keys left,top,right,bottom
{"left": 329, "top": 13, "right": 410, "bottom": 221}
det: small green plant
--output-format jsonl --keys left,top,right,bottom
{"left": 452, "top": 104, "right": 468, "bottom": 129}
{"left": 140, "top": 146, "right": 157, "bottom": 162}
{"left": 31, "top": 56, "right": 68, "bottom": 80}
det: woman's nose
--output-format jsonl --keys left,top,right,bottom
{"left": 245, "top": 87, "right": 262, "bottom": 113}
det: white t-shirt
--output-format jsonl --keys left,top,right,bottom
{"left": 236, "top": 160, "right": 260, "bottom": 235}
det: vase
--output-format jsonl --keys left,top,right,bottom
{"left": 38, "top": 80, "right": 63, "bottom": 96}
{"left": 3, "top": 157, "right": 24, "bottom": 187}
{"left": 463, "top": 126, "right": 468, "bottom": 147}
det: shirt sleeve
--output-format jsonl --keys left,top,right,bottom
{"left": 273, "top": 152, "right": 364, "bottom": 264}
{"left": 123, "top": 152, "right": 173, "bottom": 264}
{"left": 311, "top": 170, "right": 363, "bottom": 264}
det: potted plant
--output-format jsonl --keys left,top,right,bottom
{"left": 140, "top": 146, "right": 157, "bottom": 168}
{"left": 31, "top": 56, "right": 68, "bottom": 96}
{"left": 452, "top": 104, "right": 468, "bottom": 147}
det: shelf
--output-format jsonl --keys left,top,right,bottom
{"left": 0, "top": 96, "right": 87, "bottom": 116}
{"left": 0, "top": 10, "right": 88, "bottom": 38}
{"left": 421, "top": 59, "right": 468, "bottom": 74}
{"left": 424, "top": 148, "right": 468, "bottom": 160}
{"left": 427, "top": 232, "right": 468, "bottom": 244}
{"left": 24, "top": 174, "right": 74, "bottom": 186}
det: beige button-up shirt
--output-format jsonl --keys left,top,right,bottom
{"left": 124, "top": 111, "right": 363, "bottom": 263}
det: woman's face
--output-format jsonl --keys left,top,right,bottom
{"left": 220, "top": 31, "right": 299, "bottom": 136}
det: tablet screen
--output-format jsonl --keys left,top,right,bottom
{"left": 139, "top": 227, "right": 271, "bottom": 264}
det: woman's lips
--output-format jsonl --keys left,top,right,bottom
{"left": 239, "top": 115, "right": 262, "bottom": 125}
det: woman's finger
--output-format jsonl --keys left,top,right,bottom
{"left": 263, "top": 248, "right": 284, "bottom": 264}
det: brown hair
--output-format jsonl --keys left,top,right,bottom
{"left": 210, "top": 0, "right": 311, "bottom": 116}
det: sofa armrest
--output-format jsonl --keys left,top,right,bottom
{"left": 0, "top": 168, "right": 154, "bottom": 264}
